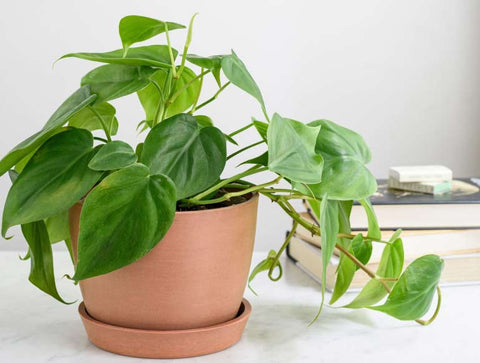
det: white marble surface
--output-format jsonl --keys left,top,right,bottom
{"left": 0, "top": 251, "right": 478, "bottom": 363}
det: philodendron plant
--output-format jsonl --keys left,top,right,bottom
{"left": 1, "top": 14, "right": 443, "bottom": 325}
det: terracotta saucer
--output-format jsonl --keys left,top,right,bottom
{"left": 78, "top": 299, "right": 252, "bottom": 359}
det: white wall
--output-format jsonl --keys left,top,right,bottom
{"left": 1, "top": 0, "right": 479, "bottom": 252}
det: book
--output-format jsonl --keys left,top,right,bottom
{"left": 346, "top": 178, "right": 480, "bottom": 229}
{"left": 287, "top": 235, "right": 480, "bottom": 291}
{"left": 387, "top": 178, "right": 451, "bottom": 195}
{"left": 389, "top": 165, "right": 452, "bottom": 182}
{"left": 295, "top": 212, "right": 480, "bottom": 260}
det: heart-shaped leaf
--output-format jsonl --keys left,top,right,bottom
{"left": 81, "top": 64, "right": 156, "bottom": 104}
{"left": 119, "top": 15, "right": 185, "bottom": 54}
{"left": 68, "top": 102, "right": 118, "bottom": 135}
{"left": 221, "top": 51, "right": 266, "bottom": 114}
{"left": 21, "top": 220, "right": 71, "bottom": 303}
{"left": 2, "top": 128, "right": 102, "bottom": 236}
{"left": 60, "top": 45, "right": 177, "bottom": 68}
{"left": 88, "top": 141, "right": 137, "bottom": 171}
{"left": 369, "top": 255, "right": 443, "bottom": 320}
{"left": 141, "top": 113, "right": 226, "bottom": 199}
{"left": 267, "top": 113, "right": 323, "bottom": 183}
{"left": 352, "top": 233, "right": 372, "bottom": 268}
{"left": 0, "top": 86, "right": 96, "bottom": 176}
{"left": 74, "top": 163, "right": 176, "bottom": 280}
{"left": 345, "top": 238, "right": 404, "bottom": 309}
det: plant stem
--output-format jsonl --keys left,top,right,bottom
{"left": 151, "top": 80, "right": 165, "bottom": 127}
{"left": 190, "top": 165, "right": 268, "bottom": 202}
{"left": 186, "top": 176, "right": 281, "bottom": 205}
{"left": 164, "top": 23, "right": 177, "bottom": 79}
{"left": 228, "top": 122, "right": 254, "bottom": 138}
{"left": 415, "top": 286, "right": 442, "bottom": 326}
{"left": 268, "top": 222, "right": 298, "bottom": 281}
{"left": 226, "top": 140, "right": 264, "bottom": 160}
{"left": 167, "top": 69, "right": 210, "bottom": 106}
{"left": 177, "top": 13, "right": 198, "bottom": 79}
{"left": 195, "top": 81, "right": 231, "bottom": 111}
{"left": 88, "top": 106, "right": 111, "bottom": 142}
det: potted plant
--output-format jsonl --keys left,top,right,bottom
{"left": 0, "top": 14, "right": 443, "bottom": 359}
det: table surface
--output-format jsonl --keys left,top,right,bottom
{"left": 0, "top": 250, "right": 478, "bottom": 363}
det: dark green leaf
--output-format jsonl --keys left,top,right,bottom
{"left": 119, "top": 15, "right": 185, "bottom": 54}
{"left": 310, "top": 119, "right": 371, "bottom": 163}
{"left": 221, "top": 51, "right": 266, "bottom": 113}
{"left": 74, "top": 164, "right": 176, "bottom": 280}
{"left": 68, "top": 102, "right": 118, "bottom": 136}
{"left": 194, "top": 115, "right": 214, "bottom": 128}
{"left": 370, "top": 255, "right": 444, "bottom": 320}
{"left": 241, "top": 152, "right": 268, "bottom": 167}
{"left": 88, "top": 141, "right": 137, "bottom": 171}
{"left": 267, "top": 113, "right": 323, "bottom": 183}
{"left": 141, "top": 113, "right": 226, "bottom": 199}
{"left": 0, "top": 86, "right": 96, "bottom": 176}
{"left": 60, "top": 45, "right": 176, "bottom": 68}
{"left": 359, "top": 199, "right": 381, "bottom": 240}
{"left": 352, "top": 233, "right": 372, "bottom": 268}
{"left": 345, "top": 238, "right": 404, "bottom": 308}
{"left": 81, "top": 64, "right": 156, "bottom": 104}
{"left": 2, "top": 129, "right": 102, "bottom": 236}
{"left": 21, "top": 221, "right": 71, "bottom": 303}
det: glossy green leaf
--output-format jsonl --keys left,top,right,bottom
{"left": 315, "top": 197, "right": 339, "bottom": 312}
{"left": 187, "top": 54, "right": 224, "bottom": 86}
{"left": 359, "top": 199, "right": 381, "bottom": 240}
{"left": 60, "top": 45, "right": 176, "bottom": 68}
{"left": 0, "top": 86, "right": 96, "bottom": 176}
{"left": 45, "top": 211, "right": 70, "bottom": 244}
{"left": 137, "top": 67, "right": 200, "bottom": 120}
{"left": 2, "top": 129, "right": 102, "bottom": 236}
{"left": 74, "top": 164, "right": 176, "bottom": 280}
{"left": 248, "top": 250, "right": 278, "bottom": 295}
{"left": 68, "top": 102, "right": 118, "bottom": 136}
{"left": 141, "top": 113, "right": 226, "bottom": 199}
{"left": 221, "top": 51, "right": 266, "bottom": 113}
{"left": 369, "top": 255, "right": 443, "bottom": 320}
{"left": 88, "top": 141, "right": 137, "bottom": 171}
{"left": 345, "top": 238, "right": 404, "bottom": 309}
{"left": 21, "top": 221, "right": 71, "bottom": 303}
{"left": 194, "top": 115, "right": 214, "bottom": 128}
{"left": 330, "top": 248, "right": 356, "bottom": 304}
{"left": 119, "top": 15, "right": 185, "bottom": 54}
{"left": 81, "top": 64, "right": 156, "bottom": 104}
{"left": 253, "top": 119, "right": 268, "bottom": 141}
{"left": 294, "top": 157, "right": 376, "bottom": 201}
{"left": 310, "top": 119, "right": 371, "bottom": 163}
{"left": 352, "top": 233, "right": 372, "bottom": 268}
{"left": 267, "top": 113, "right": 323, "bottom": 183}
{"left": 241, "top": 152, "right": 268, "bottom": 167}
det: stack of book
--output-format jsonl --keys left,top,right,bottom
{"left": 287, "top": 177, "right": 480, "bottom": 290}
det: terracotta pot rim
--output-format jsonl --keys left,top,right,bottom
{"left": 76, "top": 191, "right": 259, "bottom": 215}
{"left": 79, "top": 299, "right": 252, "bottom": 334}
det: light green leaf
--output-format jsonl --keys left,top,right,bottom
{"left": 187, "top": 54, "right": 225, "bottom": 86}
{"left": 141, "top": 114, "right": 226, "bottom": 200}
{"left": 248, "top": 250, "right": 278, "bottom": 295}
{"left": 119, "top": 15, "right": 185, "bottom": 54}
{"left": 68, "top": 102, "right": 118, "bottom": 136}
{"left": 370, "top": 255, "right": 444, "bottom": 320}
{"left": 81, "top": 64, "right": 156, "bottom": 104}
{"left": 21, "top": 221, "right": 71, "bottom": 303}
{"left": 310, "top": 119, "right": 371, "bottom": 163}
{"left": 2, "top": 129, "right": 102, "bottom": 236}
{"left": 221, "top": 51, "right": 266, "bottom": 113}
{"left": 45, "top": 211, "right": 70, "bottom": 244}
{"left": 194, "top": 115, "right": 214, "bottom": 128}
{"left": 60, "top": 45, "right": 176, "bottom": 68}
{"left": 74, "top": 164, "right": 176, "bottom": 280}
{"left": 330, "top": 249, "right": 356, "bottom": 304}
{"left": 0, "top": 86, "right": 96, "bottom": 176}
{"left": 345, "top": 238, "right": 404, "bottom": 309}
{"left": 352, "top": 233, "right": 372, "bottom": 268}
{"left": 294, "top": 157, "right": 377, "bottom": 201}
{"left": 267, "top": 113, "right": 323, "bottom": 183}
{"left": 241, "top": 152, "right": 268, "bottom": 167}
{"left": 359, "top": 198, "right": 381, "bottom": 240}
{"left": 88, "top": 141, "right": 137, "bottom": 171}
{"left": 253, "top": 119, "right": 268, "bottom": 141}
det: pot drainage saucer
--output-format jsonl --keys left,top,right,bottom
{"left": 78, "top": 298, "right": 252, "bottom": 359}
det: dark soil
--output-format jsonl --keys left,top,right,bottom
{"left": 176, "top": 189, "right": 252, "bottom": 211}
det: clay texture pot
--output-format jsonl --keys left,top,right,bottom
{"left": 69, "top": 193, "right": 258, "bottom": 330}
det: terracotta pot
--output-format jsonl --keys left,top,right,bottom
{"left": 69, "top": 193, "right": 258, "bottom": 331}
